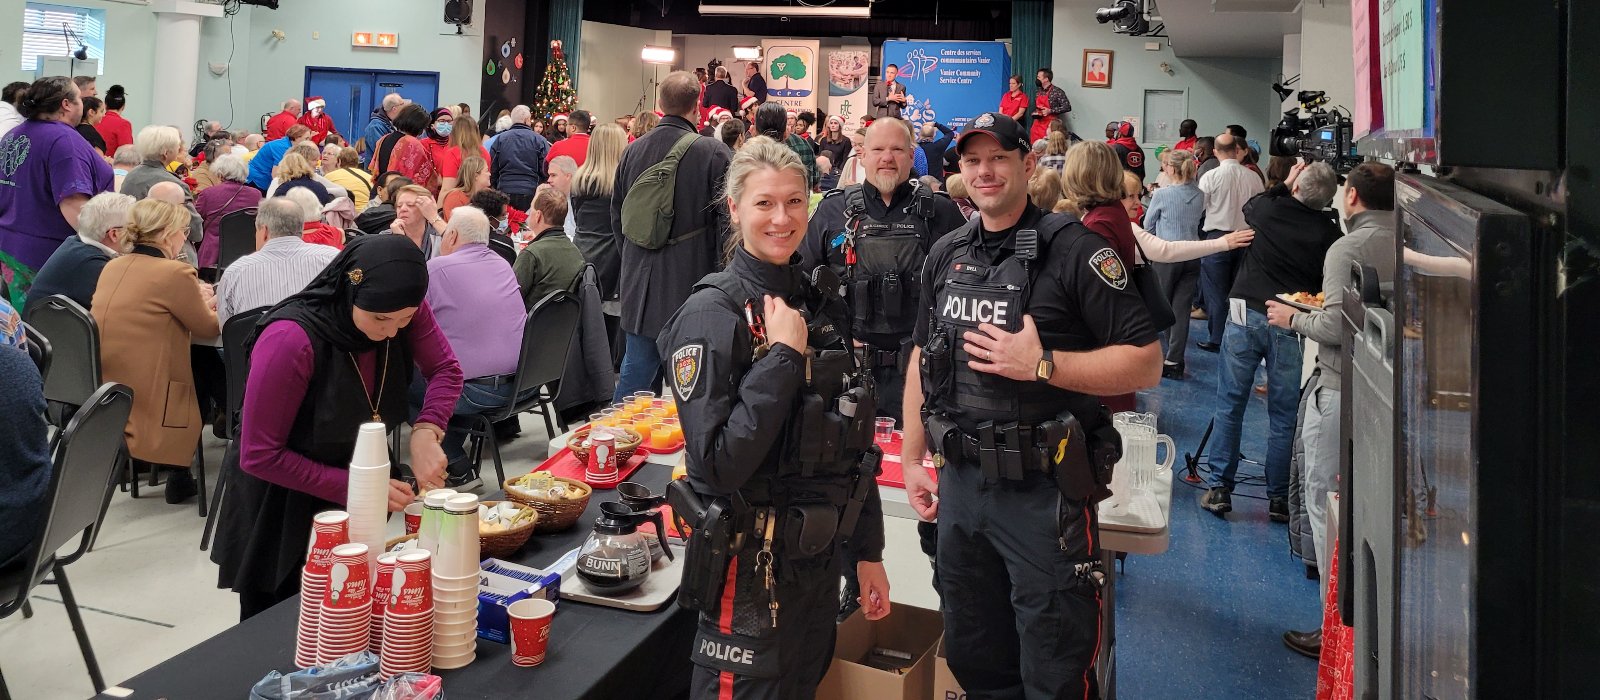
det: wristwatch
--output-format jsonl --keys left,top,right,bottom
{"left": 1035, "top": 351, "right": 1055, "bottom": 383}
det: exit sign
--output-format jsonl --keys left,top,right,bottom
{"left": 353, "top": 32, "right": 398, "bottom": 48}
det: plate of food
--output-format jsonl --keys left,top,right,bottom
{"left": 1276, "top": 291, "right": 1325, "bottom": 312}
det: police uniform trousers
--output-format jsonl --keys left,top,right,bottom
{"left": 689, "top": 547, "right": 841, "bottom": 700}
{"left": 937, "top": 459, "right": 1102, "bottom": 700}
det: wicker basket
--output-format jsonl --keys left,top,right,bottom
{"left": 502, "top": 476, "right": 593, "bottom": 532}
{"left": 381, "top": 502, "right": 539, "bottom": 558}
{"left": 567, "top": 426, "right": 643, "bottom": 463}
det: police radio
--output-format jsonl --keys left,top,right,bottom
{"left": 1014, "top": 230, "right": 1040, "bottom": 262}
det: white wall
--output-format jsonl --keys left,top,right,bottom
{"left": 1299, "top": 0, "right": 1355, "bottom": 113}
{"left": 1053, "top": 0, "right": 1282, "bottom": 171}
{"left": 1281, "top": 33, "right": 1301, "bottom": 112}
{"left": 2, "top": 0, "right": 487, "bottom": 135}
{"left": 577, "top": 21, "right": 672, "bottom": 123}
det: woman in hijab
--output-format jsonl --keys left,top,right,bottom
{"left": 210, "top": 235, "right": 464, "bottom": 620}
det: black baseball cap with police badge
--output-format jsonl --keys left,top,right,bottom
{"left": 956, "top": 112, "right": 1031, "bottom": 154}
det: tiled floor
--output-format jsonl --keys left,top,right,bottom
{"left": 1, "top": 319, "right": 1318, "bottom": 699}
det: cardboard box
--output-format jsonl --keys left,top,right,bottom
{"left": 930, "top": 635, "right": 967, "bottom": 700}
{"left": 816, "top": 604, "right": 943, "bottom": 700}
{"left": 475, "top": 559, "right": 561, "bottom": 644}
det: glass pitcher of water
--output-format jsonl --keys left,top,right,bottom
{"left": 1108, "top": 412, "right": 1176, "bottom": 510}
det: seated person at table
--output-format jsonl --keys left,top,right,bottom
{"left": 412, "top": 206, "right": 526, "bottom": 486}
{"left": 91, "top": 199, "right": 221, "bottom": 504}
{"left": 511, "top": 186, "right": 585, "bottom": 306}
{"left": 26, "top": 192, "right": 136, "bottom": 310}
{"left": 215, "top": 197, "right": 338, "bottom": 327}
{"left": 194, "top": 154, "right": 263, "bottom": 270}
{"left": 468, "top": 188, "right": 518, "bottom": 265}
{"left": 282, "top": 186, "right": 344, "bottom": 250}
{"left": 265, "top": 153, "right": 333, "bottom": 205}
{"left": 354, "top": 173, "right": 411, "bottom": 235}
{"left": 0, "top": 346, "right": 52, "bottom": 568}
{"left": 389, "top": 185, "right": 446, "bottom": 259}
{"left": 211, "top": 235, "right": 462, "bottom": 620}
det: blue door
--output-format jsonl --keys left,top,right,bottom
{"left": 304, "top": 68, "right": 441, "bottom": 148}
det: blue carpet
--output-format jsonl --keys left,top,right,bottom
{"left": 1114, "top": 318, "right": 1320, "bottom": 699}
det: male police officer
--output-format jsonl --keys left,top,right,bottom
{"left": 900, "top": 113, "right": 1162, "bottom": 699}
{"left": 801, "top": 116, "right": 967, "bottom": 619}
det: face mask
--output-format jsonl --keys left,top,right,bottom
{"left": 436, "top": 122, "right": 454, "bottom": 136}
{"left": 1035, "top": 79, "right": 1043, "bottom": 88}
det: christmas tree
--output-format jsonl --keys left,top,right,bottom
{"left": 533, "top": 40, "right": 576, "bottom": 120}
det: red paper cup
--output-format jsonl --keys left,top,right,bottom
{"left": 403, "top": 502, "right": 424, "bottom": 535}
{"left": 507, "top": 598, "right": 555, "bottom": 667}
{"left": 306, "top": 511, "right": 351, "bottom": 574}
{"left": 323, "top": 544, "right": 372, "bottom": 609}
{"left": 389, "top": 567, "right": 433, "bottom": 615}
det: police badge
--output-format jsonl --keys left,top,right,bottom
{"left": 672, "top": 343, "right": 704, "bottom": 400}
{"left": 973, "top": 112, "right": 995, "bottom": 129}
{"left": 1089, "top": 248, "right": 1128, "bottom": 290}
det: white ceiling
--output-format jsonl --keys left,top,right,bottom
{"left": 1156, "top": 0, "right": 1303, "bottom": 58}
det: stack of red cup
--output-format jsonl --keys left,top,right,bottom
{"left": 316, "top": 543, "right": 373, "bottom": 664}
{"left": 380, "top": 550, "right": 436, "bottom": 677}
{"left": 370, "top": 552, "right": 399, "bottom": 652}
{"left": 296, "top": 511, "right": 350, "bottom": 668}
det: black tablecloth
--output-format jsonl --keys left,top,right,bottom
{"left": 94, "top": 464, "right": 695, "bottom": 700}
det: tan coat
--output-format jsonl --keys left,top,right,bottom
{"left": 92, "top": 254, "right": 220, "bottom": 466}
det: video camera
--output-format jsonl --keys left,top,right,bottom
{"left": 1269, "top": 90, "right": 1360, "bottom": 175}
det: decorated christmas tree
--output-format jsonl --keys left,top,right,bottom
{"left": 533, "top": 40, "right": 576, "bottom": 120}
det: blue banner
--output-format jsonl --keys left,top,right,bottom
{"left": 880, "top": 41, "right": 1010, "bottom": 132}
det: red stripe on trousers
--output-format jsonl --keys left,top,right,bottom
{"left": 718, "top": 555, "right": 740, "bottom": 700}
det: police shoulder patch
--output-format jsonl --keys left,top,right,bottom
{"left": 672, "top": 343, "right": 705, "bottom": 401}
{"left": 1089, "top": 248, "right": 1128, "bottom": 290}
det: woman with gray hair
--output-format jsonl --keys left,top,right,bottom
{"left": 25, "top": 192, "right": 137, "bottom": 309}
{"left": 195, "top": 153, "right": 264, "bottom": 270}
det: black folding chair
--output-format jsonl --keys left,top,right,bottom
{"left": 199, "top": 307, "right": 268, "bottom": 551}
{"left": 20, "top": 321, "right": 49, "bottom": 378}
{"left": 462, "top": 290, "right": 581, "bottom": 486}
{"left": 216, "top": 208, "right": 258, "bottom": 273}
{"left": 0, "top": 382, "right": 134, "bottom": 698}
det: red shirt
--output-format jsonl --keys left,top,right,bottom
{"left": 1174, "top": 136, "right": 1198, "bottom": 153}
{"left": 297, "top": 112, "right": 338, "bottom": 144}
{"left": 424, "top": 142, "right": 491, "bottom": 192}
{"left": 301, "top": 222, "right": 345, "bottom": 249}
{"left": 546, "top": 132, "right": 589, "bottom": 166}
{"left": 265, "top": 110, "right": 298, "bottom": 141}
{"left": 999, "top": 90, "right": 1028, "bottom": 120}
{"left": 1029, "top": 92, "right": 1056, "bottom": 142}
{"left": 96, "top": 110, "right": 134, "bottom": 156}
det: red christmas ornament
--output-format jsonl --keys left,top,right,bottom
{"left": 514, "top": 53, "right": 524, "bottom": 70}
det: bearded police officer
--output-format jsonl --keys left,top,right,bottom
{"left": 900, "top": 113, "right": 1162, "bottom": 698}
{"left": 800, "top": 117, "right": 966, "bottom": 619}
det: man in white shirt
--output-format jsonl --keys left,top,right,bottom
{"left": 215, "top": 197, "right": 338, "bottom": 326}
{"left": 1194, "top": 133, "right": 1264, "bottom": 350}
{"left": 0, "top": 82, "right": 27, "bottom": 139}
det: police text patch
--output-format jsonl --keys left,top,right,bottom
{"left": 672, "top": 343, "right": 704, "bottom": 401}
{"left": 1089, "top": 248, "right": 1128, "bottom": 290}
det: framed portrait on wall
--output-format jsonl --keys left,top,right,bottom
{"left": 1082, "top": 49, "right": 1113, "bottom": 89}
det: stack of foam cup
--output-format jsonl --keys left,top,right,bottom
{"left": 296, "top": 510, "right": 349, "bottom": 668}
{"left": 316, "top": 543, "right": 373, "bottom": 664}
{"left": 417, "top": 489, "right": 458, "bottom": 557}
{"left": 380, "top": 549, "right": 436, "bottom": 677}
{"left": 370, "top": 552, "right": 399, "bottom": 652}
{"left": 347, "top": 423, "right": 392, "bottom": 573}
{"left": 431, "top": 493, "right": 481, "bottom": 669}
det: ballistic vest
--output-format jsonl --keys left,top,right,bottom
{"left": 824, "top": 183, "right": 941, "bottom": 343}
{"left": 921, "top": 212, "right": 1096, "bottom": 431}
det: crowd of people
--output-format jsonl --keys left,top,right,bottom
{"left": 0, "top": 56, "right": 1395, "bottom": 698}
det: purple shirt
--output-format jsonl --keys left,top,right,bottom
{"left": 238, "top": 302, "right": 463, "bottom": 504}
{"left": 194, "top": 180, "right": 263, "bottom": 268}
{"left": 425, "top": 242, "right": 526, "bottom": 379}
{"left": 0, "top": 119, "right": 116, "bottom": 270}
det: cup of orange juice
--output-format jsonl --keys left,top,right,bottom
{"left": 650, "top": 425, "right": 675, "bottom": 449}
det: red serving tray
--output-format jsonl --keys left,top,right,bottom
{"left": 876, "top": 433, "right": 937, "bottom": 490}
{"left": 533, "top": 447, "right": 649, "bottom": 489}
{"left": 635, "top": 436, "right": 686, "bottom": 455}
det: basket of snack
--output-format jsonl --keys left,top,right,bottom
{"left": 503, "top": 472, "right": 593, "bottom": 532}
{"left": 568, "top": 425, "right": 643, "bottom": 463}
{"left": 478, "top": 500, "right": 540, "bottom": 558}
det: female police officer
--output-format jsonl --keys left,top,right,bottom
{"left": 658, "top": 136, "right": 891, "bottom": 699}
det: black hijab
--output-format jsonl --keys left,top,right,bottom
{"left": 249, "top": 234, "right": 428, "bottom": 355}
{"left": 426, "top": 107, "right": 453, "bottom": 146}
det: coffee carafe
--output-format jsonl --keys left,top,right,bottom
{"left": 576, "top": 501, "right": 663, "bottom": 594}
{"left": 617, "top": 481, "right": 677, "bottom": 563}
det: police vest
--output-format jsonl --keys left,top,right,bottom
{"left": 825, "top": 183, "right": 941, "bottom": 342}
{"left": 693, "top": 271, "right": 873, "bottom": 506}
{"left": 921, "top": 213, "right": 1098, "bottom": 428}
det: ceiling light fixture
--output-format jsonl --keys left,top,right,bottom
{"left": 698, "top": 4, "right": 871, "bottom": 19}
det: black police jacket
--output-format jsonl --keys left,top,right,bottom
{"left": 656, "top": 247, "right": 886, "bottom": 562}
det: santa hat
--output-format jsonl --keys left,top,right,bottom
{"left": 708, "top": 106, "right": 731, "bottom": 121}
{"left": 306, "top": 96, "right": 325, "bottom": 111}
{"left": 740, "top": 96, "right": 758, "bottom": 111}
{"left": 553, "top": 113, "right": 568, "bottom": 122}
{"left": 652, "top": 110, "right": 665, "bottom": 118}
{"left": 785, "top": 109, "right": 798, "bottom": 119}
{"left": 825, "top": 115, "right": 843, "bottom": 127}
